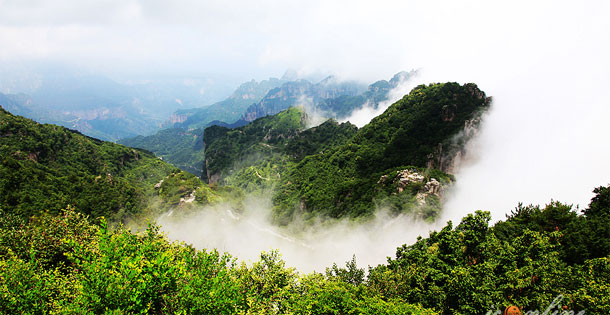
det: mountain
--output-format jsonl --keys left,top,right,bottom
{"left": 202, "top": 107, "right": 359, "bottom": 187}
{"left": 202, "top": 82, "right": 491, "bottom": 224}
{"left": 169, "top": 77, "right": 286, "bottom": 130}
{"left": 0, "top": 106, "right": 222, "bottom": 222}
{"left": 240, "top": 76, "right": 366, "bottom": 122}
{"left": 0, "top": 93, "right": 34, "bottom": 117}
{"left": 241, "top": 71, "right": 413, "bottom": 122}
{"left": 0, "top": 66, "right": 239, "bottom": 141}
{"left": 2, "top": 86, "right": 609, "bottom": 315}
{"left": 118, "top": 120, "right": 248, "bottom": 176}
{"left": 120, "top": 72, "right": 411, "bottom": 176}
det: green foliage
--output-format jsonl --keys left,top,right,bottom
{"left": 326, "top": 255, "right": 366, "bottom": 286}
{"left": 119, "top": 127, "right": 206, "bottom": 175}
{"left": 0, "top": 208, "right": 433, "bottom": 314}
{"left": 0, "top": 107, "right": 222, "bottom": 222}
{"left": 2, "top": 186, "right": 609, "bottom": 314}
{"left": 368, "top": 186, "right": 610, "bottom": 314}
{"left": 494, "top": 198, "right": 610, "bottom": 265}
{"left": 274, "top": 82, "right": 488, "bottom": 222}
{"left": 202, "top": 107, "right": 306, "bottom": 184}
{"left": 284, "top": 119, "right": 358, "bottom": 161}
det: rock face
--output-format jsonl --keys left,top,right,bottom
{"left": 378, "top": 169, "right": 445, "bottom": 206}
{"left": 426, "top": 87, "right": 492, "bottom": 175}
{"left": 241, "top": 78, "right": 364, "bottom": 122}
{"left": 396, "top": 169, "right": 425, "bottom": 193}
{"left": 241, "top": 71, "right": 416, "bottom": 123}
{"left": 168, "top": 113, "right": 187, "bottom": 124}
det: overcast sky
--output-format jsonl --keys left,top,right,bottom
{"left": 1, "top": 0, "right": 609, "bottom": 218}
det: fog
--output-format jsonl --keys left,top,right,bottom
{"left": 158, "top": 196, "right": 442, "bottom": 273}
{"left": 340, "top": 71, "right": 420, "bottom": 128}
{"left": 2, "top": 1, "right": 610, "bottom": 270}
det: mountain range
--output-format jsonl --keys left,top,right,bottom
{"left": 0, "top": 65, "right": 240, "bottom": 141}
{"left": 120, "top": 71, "right": 415, "bottom": 175}
{"left": 2, "top": 79, "right": 609, "bottom": 314}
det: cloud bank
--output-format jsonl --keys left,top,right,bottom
{"left": 158, "top": 196, "right": 441, "bottom": 273}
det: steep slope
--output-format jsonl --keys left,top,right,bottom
{"left": 170, "top": 78, "right": 286, "bottom": 130}
{"left": 239, "top": 72, "right": 414, "bottom": 123}
{"left": 202, "top": 109, "right": 358, "bottom": 192}
{"left": 119, "top": 127, "right": 206, "bottom": 175}
{"left": 272, "top": 82, "right": 491, "bottom": 222}
{"left": 202, "top": 107, "right": 307, "bottom": 184}
{"left": 0, "top": 107, "right": 221, "bottom": 222}
{"left": 200, "top": 82, "right": 490, "bottom": 223}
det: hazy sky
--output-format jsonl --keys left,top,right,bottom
{"left": 2, "top": 0, "right": 610, "bottom": 218}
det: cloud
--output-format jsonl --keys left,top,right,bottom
{"left": 341, "top": 71, "right": 421, "bottom": 127}
{"left": 157, "top": 196, "right": 441, "bottom": 273}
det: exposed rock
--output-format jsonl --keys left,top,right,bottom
{"left": 378, "top": 169, "right": 444, "bottom": 206}
{"left": 179, "top": 191, "right": 196, "bottom": 205}
{"left": 154, "top": 179, "right": 164, "bottom": 189}
{"left": 424, "top": 178, "right": 441, "bottom": 195}
{"left": 168, "top": 113, "right": 188, "bottom": 124}
{"left": 396, "top": 169, "right": 425, "bottom": 193}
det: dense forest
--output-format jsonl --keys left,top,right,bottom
{"left": 202, "top": 82, "right": 489, "bottom": 224}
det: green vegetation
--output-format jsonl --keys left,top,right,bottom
{"left": 0, "top": 107, "right": 223, "bottom": 223}
{"left": 119, "top": 127, "right": 206, "bottom": 175}
{"left": 1, "top": 187, "right": 608, "bottom": 314}
{"left": 0, "top": 208, "right": 433, "bottom": 314}
{"left": 203, "top": 108, "right": 361, "bottom": 196}
{"left": 202, "top": 83, "right": 489, "bottom": 224}
{"left": 368, "top": 187, "right": 610, "bottom": 314}
{"left": 2, "top": 79, "right": 608, "bottom": 313}
{"left": 273, "top": 82, "right": 490, "bottom": 222}
{"left": 202, "top": 107, "right": 306, "bottom": 184}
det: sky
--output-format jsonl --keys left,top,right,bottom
{"left": 1, "top": 0, "right": 610, "bottom": 264}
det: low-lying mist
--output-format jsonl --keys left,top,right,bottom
{"left": 158, "top": 195, "right": 442, "bottom": 273}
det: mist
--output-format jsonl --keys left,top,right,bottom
{"left": 158, "top": 195, "right": 441, "bottom": 273}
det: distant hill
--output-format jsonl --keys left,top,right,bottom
{"left": 0, "top": 106, "right": 222, "bottom": 222}
{"left": 241, "top": 71, "right": 412, "bottom": 122}
{"left": 122, "top": 72, "right": 413, "bottom": 175}
{"left": 169, "top": 78, "right": 287, "bottom": 130}
{"left": 0, "top": 93, "right": 33, "bottom": 117}
{"left": 0, "top": 66, "right": 239, "bottom": 141}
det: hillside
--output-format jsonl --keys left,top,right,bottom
{"left": 122, "top": 72, "right": 412, "bottom": 176}
{"left": 201, "top": 107, "right": 359, "bottom": 189}
{"left": 273, "top": 82, "right": 490, "bottom": 222}
{"left": 0, "top": 106, "right": 222, "bottom": 222}
{"left": 200, "top": 82, "right": 490, "bottom": 223}
{"left": 169, "top": 77, "right": 286, "bottom": 130}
